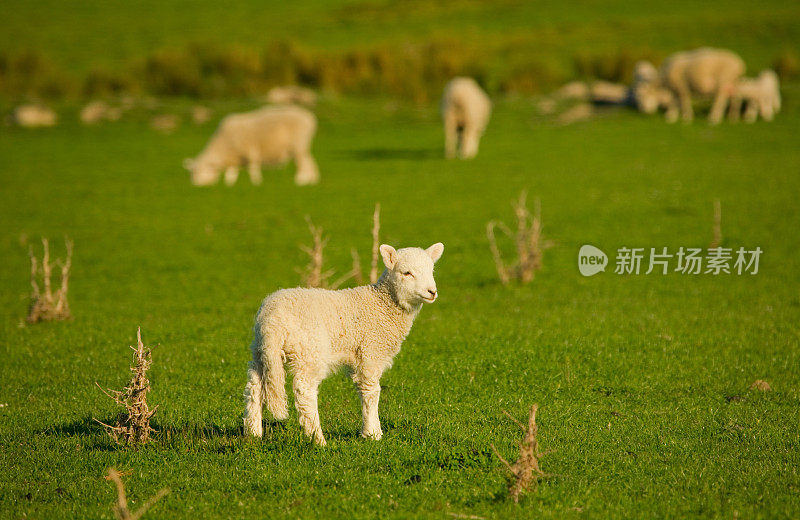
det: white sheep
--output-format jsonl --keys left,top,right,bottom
{"left": 441, "top": 77, "right": 491, "bottom": 159}
{"left": 265, "top": 86, "right": 318, "bottom": 107}
{"left": 12, "top": 104, "right": 57, "bottom": 127}
{"left": 244, "top": 243, "right": 444, "bottom": 445}
{"left": 183, "top": 105, "right": 319, "bottom": 187}
{"left": 658, "top": 48, "right": 746, "bottom": 125}
{"left": 729, "top": 70, "right": 781, "bottom": 123}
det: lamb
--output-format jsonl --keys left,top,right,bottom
{"left": 729, "top": 70, "right": 781, "bottom": 123}
{"left": 441, "top": 77, "right": 491, "bottom": 159}
{"left": 244, "top": 242, "right": 444, "bottom": 446}
{"left": 658, "top": 48, "right": 745, "bottom": 125}
{"left": 183, "top": 105, "right": 319, "bottom": 187}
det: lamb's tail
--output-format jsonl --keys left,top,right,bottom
{"left": 243, "top": 326, "right": 288, "bottom": 437}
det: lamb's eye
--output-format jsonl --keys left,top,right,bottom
{"left": 403, "top": 271, "right": 413, "bottom": 277}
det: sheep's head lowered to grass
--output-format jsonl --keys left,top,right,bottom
{"left": 378, "top": 243, "right": 444, "bottom": 311}
{"left": 183, "top": 157, "right": 220, "bottom": 186}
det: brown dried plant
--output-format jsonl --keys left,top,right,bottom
{"left": 105, "top": 467, "right": 169, "bottom": 520}
{"left": 487, "top": 192, "right": 548, "bottom": 284}
{"left": 491, "top": 404, "right": 549, "bottom": 503}
{"left": 709, "top": 198, "right": 722, "bottom": 249}
{"left": 27, "top": 237, "right": 73, "bottom": 323}
{"left": 297, "top": 215, "right": 336, "bottom": 288}
{"left": 96, "top": 328, "right": 158, "bottom": 445}
{"left": 369, "top": 203, "right": 381, "bottom": 283}
{"left": 298, "top": 203, "right": 382, "bottom": 289}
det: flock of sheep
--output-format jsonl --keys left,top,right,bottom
{"left": 556, "top": 47, "right": 782, "bottom": 125}
{"left": 183, "top": 47, "right": 781, "bottom": 188}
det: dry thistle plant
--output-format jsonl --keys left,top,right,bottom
{"left": 96, "top": 328, "right": 158, "bottom": 445}
{"left": 487, "top": 191, "right": 548, "bottom": 284}
{"left": 27, "top": 237, "right": 73, "bottom": 323}
{"left": 105, "top": 467, "right": 169, "bottom": 520}
{"left": 491, "top": 404, "right": 549, "bottom": 503}
{"left": 709, "top": 198, "right": 722, "bottom": 249}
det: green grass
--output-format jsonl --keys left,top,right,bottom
{"left": 1, "top": 92, "right": 799, "bottom": 518}
{"left": 2, "top": 1, "right": 800, "bottom": 517}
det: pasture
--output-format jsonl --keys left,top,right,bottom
{"left": 2, "top": 1, "right": 800, "bottom": 518}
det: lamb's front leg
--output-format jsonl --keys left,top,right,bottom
{"left": 224, "top": 166, "right": 239, "bottom": 186}
{"left": 356, "top": 376, "right": 383, "bottom": 440}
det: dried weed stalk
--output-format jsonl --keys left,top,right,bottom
{"left": 96, "top": 328, "right": 158, "bottom": 445}
{"left": 491, "top": 404, "right": 549, "bottom": 503}
{"left": 297, "top": 216, "right": 335, "bottom": 288}
{"left": 709, "top": 198, "right": 722, "bottom": 249}
{"left": 105, "top": 467, "right": 169, "bottom": 520}
{"left": 297, "top": 203, "right": 382, "bottom": 289}
{"left": 487, "top": 192, "right": 547, "bottom": 284}
{"left": 27, "top": 237, "right": 73, "bottom": 323}
{"left": 369, "top": 203, "right": 381, "bottom": 283}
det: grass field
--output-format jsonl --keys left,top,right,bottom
{"left": 2, "top": 1, "right": 800, "bottom": 519}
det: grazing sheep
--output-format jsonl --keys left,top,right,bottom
{"left": 630, "top": 64, "right": 678, "bottom": 121}
{"left": 554, "top": 81, "right": 590, "bottom": 101}
{"left": 729, "top": 70, "right": 781, "bottom": 123}
{"left": 266, "top": 86, "right": 318, "bottom": 107}
{"left": 191, "top": 105, "right": 212, "bottom": 125}
{"left": 151, "top": 114, "right": 180, "bottom": 134}
{"left": 184, "top": 105, "right": 319, "bottom": 187}
{"left": 244, "top": 243, "right": 444, "bottom": 445}
{"left": 80, "top": 101, "right": 122, "bottom": 124}
{"left": 589, "top": 81, "right": 630, "bottom": 105}
{"left": 441, "top": 77, "right": 491, "bottom": 159}
{"left": 658, "top": 48, "right": 745, "bottom": 124}
{"left": 12, "top": 104, "right": 57, "bottom": 127}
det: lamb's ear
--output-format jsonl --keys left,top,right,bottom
{"left": 182, "top": 158, "right": 195, "bottom": 171}
{"left": 426, "top": 242, "right": 444, "bottom": 263}
{"left": 379, "top": 244, "right": 397, "bottom": 269}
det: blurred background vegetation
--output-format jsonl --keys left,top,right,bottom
{"left": 1, "top": 0, "right": 799, "bottom": 103}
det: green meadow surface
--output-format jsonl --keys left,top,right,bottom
{"left": 1, "top": 92, "right": 799, "bottom": 518}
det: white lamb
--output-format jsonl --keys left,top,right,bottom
{"left": 658, "top": 48, "right": 746, "bottom": 125}
{"left": 729, "top": 70, "right": 781, "bottom": 123}
{"left": 183, "top": 105, "right": 319, "bottom": 187}
{"left": 441, "top": 77, "right": 491, "bottom": 159}
{"left": 244, "top": 243, "right": 444, "bottom": 446}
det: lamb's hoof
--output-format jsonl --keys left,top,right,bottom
{"left": 243, "top": 423, "right": 263, "bottom": 438}
{"left": 314, "top": 435, "right": 327, "bottom": 447}
{"left": 362, "top": 429, "right": 383, "bottom": 441}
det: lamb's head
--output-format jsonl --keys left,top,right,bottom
{"left": 183, "top": 157, "right": 221, "bottom": 186}
{"left": 379, "top": 243, "right": 444, "bottom": 310}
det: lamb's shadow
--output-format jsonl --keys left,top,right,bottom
{"left": 39, "top": 415, "right": 252, "bottom": 449}
{"left": 337, "top": 148, "right": 440, "bottom": 161}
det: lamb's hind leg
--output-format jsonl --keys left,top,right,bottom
{"left": 294, "top": 152, "right": 320, "bottom": 186}
{"left": 243, "top": 358, "right": 264, "bottom": 437}
{"left": 293, "top": 372, "right": 326, "bottom": 445}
